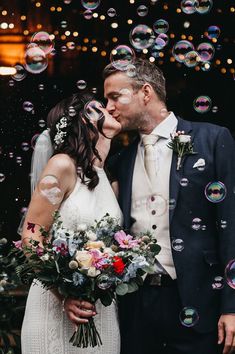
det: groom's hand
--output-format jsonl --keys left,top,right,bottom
{"left": 63, "top": 298, "right": 97, "bottom": 325}
{"left": 218, "top": 314, "right": 235, "bottom": 354}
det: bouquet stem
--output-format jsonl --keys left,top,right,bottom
{"left": 69, "top": 317, "right": 102, "bottom": 348}
{"left": 177, "top": 156, "right": 182, "bottom": 170}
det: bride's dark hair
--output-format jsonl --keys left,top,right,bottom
{"left": 47, "top": 93, "right": 104, "bottom": 190}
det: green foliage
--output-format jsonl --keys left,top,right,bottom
{"left": 0, "top": 238, "right": 27, "bottom": 354}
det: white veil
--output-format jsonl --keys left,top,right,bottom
{"left": 17, "top": 129, "right": 54, "bottom": 235}
{"left": 30, "top": 129, "right": 54, "bottom": 195}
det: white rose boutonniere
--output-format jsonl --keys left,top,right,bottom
{"left": 167, "top": 130, "right": 197, "bottom": 170}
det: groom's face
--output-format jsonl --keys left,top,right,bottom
{"left": 104, "top": 72, "right": 144, "bottom": 131}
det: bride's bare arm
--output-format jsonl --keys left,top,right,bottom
{"left": 21, "top": 153, "right": 76, "bottom": 247}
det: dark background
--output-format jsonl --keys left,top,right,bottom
{"left": 0, "top": 0, "right": 234, "bottom": 241}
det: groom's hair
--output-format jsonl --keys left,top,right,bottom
{"left": 103, "top": 58, "right": 166, "bottom": 103}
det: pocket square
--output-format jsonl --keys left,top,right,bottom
{"left": 193, "top": 158, "right": 205, "bottom": 168}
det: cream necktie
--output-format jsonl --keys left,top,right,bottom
{"left": 142, "top": 134, "right": 159, "bottom": 186}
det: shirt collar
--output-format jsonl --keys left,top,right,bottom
{"left": 140, "top": 112, "right": 178, "bottom": 141}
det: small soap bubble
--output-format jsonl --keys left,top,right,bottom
{"left": 207, "top": 25, "right": 221, "bottom": 40}
{"left": 83, "top": 9, "right": 93, "bottom": 19}
{"left": 84, "top": 100, "right": 104, "bottom": 122}
{"left": 107, "top": 8, "right": 116, "bottom": 17}
{"left": 68, "top": 105, "right": 76, "bottom": 117}
{"left": 9, "top": 80, "right": 15, "bottom": 87}
{"left": 38, "top": 84, "right": 45, "bottom": 91}
{"left": 197, "top": 42, "right": 215, "bottom": 61}
{"left": 212, "top": 106, "right": 218, "bottom": 113}
{"left": 126, "top": 64, "right": 137, "bottom": 78}
{"left": 191, "top": 218, "right": 202, "bottom": 230}
{"left": 60, "top": 21, "right": 67, "bottom": 28}
{"left": 193, "top": 95, "right": 212, "bottom": 114}
{"left": 180, "top": 178, "right": 189, "bottom": 187}
{"left": 220, "top": 220, "right": 227, "bottom": 229}
{"left": 76, "top": 80, "right": 87, "bottom": 90}
{"left": 179, "top": 307, "right": 199, "bottom": 327}
{"left": 225, "top": 260, "right": 235, "bottom": 289}
{"left": 184, "top": 51, "right": 201, "bottom": 67}
{"left": 0, "top": 173, "right": 5, "bottom": 183}
{"left": 23, "top": 101, "right": 34, "bottom": 112}
{"left": 12, "top": 64, "right": 27, "bottom": 81}
{"left": 172, "top": 239, "right": 184, "bottom": 252}
{"left": 137, "top": 5, "right": 148, "bottom": 17}
{"left": 31, "top": 31, "right": 54, "bottom": 55}
{"left": 21, "top": 142, "right": 30, "bottom": 151}
{"left": 24, "top": 45, "right": 48, "bottom": 74}
{"left": 169, "top": 198, "right": 176, "bottom": 210}
{"left": 212, "top": 276, "right": 224, "bottom": 290}
{"left": 38, "top": 119, "right": 46, "bottom": 128}
{"left": 39, "top": 175, "right": 64, "bottom": 205}
{"left": 129, "top": 24, "right": 155, "bottom": 50}
{"left": 153, "top": 19, "right": 169, "bottom": 34}
{"left": 181, "top": 0, "right": 197, "bottom": 14}
{"left": 110, "top": 45, "right": 135, "bottom": 70}
{"left": 81, "top": 0, "right": 100, "bottom": 10}
{"left": 118, "top": 88, "right": 133, "bottom": 105}
{"left": 205, "top": 181, "right": 226, "bottom": 203}
{"left": 195, "top": 0, "right": 213, "bottom": 14}
{"left": 172, "top": 40, "right": 195, "bottom": 63}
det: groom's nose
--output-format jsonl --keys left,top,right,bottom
{"left": 106, "top": 100, "right": 115, "bottom": 115}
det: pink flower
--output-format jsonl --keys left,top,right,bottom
{"left": 114, "top": 230, "right": 139, "bottom": 249}
{"left": 53, "top": 243, "right": 68, "bottom": 256}
{"left": 36, "top": 245, "right": 44, "bottom": 256}
{"left": 13, "top": 240, "right": 22, "bottom": 250}
{"left": 89, "top": 249, "right": 110, "bottom": 269}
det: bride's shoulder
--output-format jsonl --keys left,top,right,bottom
{"left": 46, "top": 153, "right": 76, "bottom": 176}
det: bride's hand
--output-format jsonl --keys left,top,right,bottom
{"left": 99, "top": 107, "right": 121, "bottom": 139}
{"left": 89, "top": 106, "right": 121, "bottom": 139}
{"left": 63, "top": 298, "right": 97, "bottom": 325}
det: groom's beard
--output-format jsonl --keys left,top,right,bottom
{"left": 120, "top": 111, "right": 150, "bottom": 132}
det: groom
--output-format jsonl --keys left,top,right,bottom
{"left": 103, "top": 58, "right": 235, "bottom": 354}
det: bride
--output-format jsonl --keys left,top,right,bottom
{"left": 20, "top": 93, "right": 122, "bottom": 354}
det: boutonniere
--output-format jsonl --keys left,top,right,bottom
{"left": 167, "top": 131, "right": 197, "bottom": 170}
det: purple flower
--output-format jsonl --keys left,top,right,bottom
{"left": 114, "top": 230, "right": 139, "bottom": 249}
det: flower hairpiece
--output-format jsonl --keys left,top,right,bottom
{"left": 54, "top": 116, "right": 68, "bottom": 146}
{"left": 167, "top": 130, "right": 197, "bottom": 170}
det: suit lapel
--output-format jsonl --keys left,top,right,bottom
{"left": 169, "top": 117, "right": 193, "bottom": 224}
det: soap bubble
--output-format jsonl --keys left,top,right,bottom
{"left": 129, "top": 24, "right": 155, "bottom": 50}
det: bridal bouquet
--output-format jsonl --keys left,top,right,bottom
{"left": 12, "top": 212, "right": 161, "bottom": 348}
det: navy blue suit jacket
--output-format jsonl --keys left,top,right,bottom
{"left": 109, "top": 117, "right": 235, "bottom": 332}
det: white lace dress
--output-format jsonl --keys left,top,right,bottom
{"left": 21, "top": 167, "right": 122, "bottom": 354}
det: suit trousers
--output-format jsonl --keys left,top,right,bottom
{"left": 118, "top": 280, "right": 223, "bottom": 354}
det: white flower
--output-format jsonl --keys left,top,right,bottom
{"left": 77, "top": 223, "right": 87, "bottom": 232}
{"left": 86, "top": 230, "right": 97, "bottom": 240}
{"left": 87, "top": 266, "right": 101, "bottom": 277}
{"left": 178, "top": 134, "right": 191, "bottom": 143}
{"left": 40, "top": 253, "right": 50, "bottom": 261}
{"left": 103, "top": 247, "right": 115, "bottom": 255}
{"left": 193, "top": 158, "right": 205, "bottom": 168}
{"left": 53, "top": 228, "right": 66, "bottom": 239}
